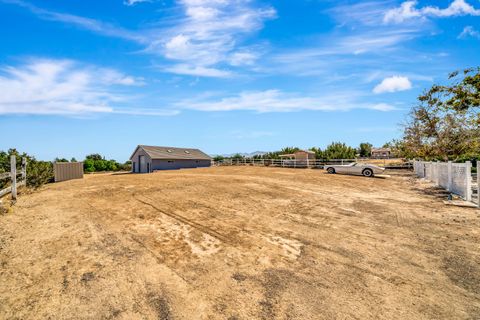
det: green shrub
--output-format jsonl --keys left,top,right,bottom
{"left": 0, "top": 149, "right": 54, "bottom": 189}
{"left": 105, "top": 160, "right": 117, "bottom": 171}
{"left": 26, "top": 159, "right": 54, "bottom": 188}
{"left": 83, "top": 159, "right": 95, "bottom": 172}
{"left": 93, "top": 160, "right": 106, "bottom": 172}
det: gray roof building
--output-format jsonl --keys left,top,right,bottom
{"left": 130, "top": 145, "right": 212, "bottom": 173}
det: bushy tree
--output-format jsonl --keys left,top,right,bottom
{"left": 358, "top": 143, "right": 372, "bottom": 157}
{"left": 322, "top": 142, "right": 356, "bottom": 160}
{"left": 104, "top": 160, "right": 118, "bottom": 171}
{"left": 280, "top": 147, "right": 300, "bottom": 154}
{"left": 0, "top": 148, "right": 53, "bottom": 189}
{"left": 213, "top": 155, "right": 225, "bottom": 161}
{"left": 93, "top": 160, "right": 107, "bottom": 172}
{"left": 26, "top": 159, "right": 54, "bottom": 188}
{"left": 86, "top": 154, "right": 103, "bottom": 161}
{"left": 83, "top": 159, "right": 95, "bottom": 172}
{"left": 309, "top": 147, "right": 324, "bottom": 159}
{"left": 401, "top": 68, "right": 480, "bottom": 160}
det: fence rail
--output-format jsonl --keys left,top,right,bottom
{"left": 0, "top": 172, "right": 10, "bottom": 180}
{"left": 213, "top": 158, "right": 412, "bottom": 169}
{"left": 413, "top": 160, "right": 479, "bottom": 207}
{"left": 0, "top": 156, "right": 27, "bottom": 200}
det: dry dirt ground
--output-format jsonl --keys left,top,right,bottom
{"left": 1, "top": 167, "right": 479, "bottom": 320}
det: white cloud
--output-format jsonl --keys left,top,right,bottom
{"left": 265, "top": 28, "right": 419, "bottom": 78}
{"left": 458, "top": 25, "right": 480, "bottom": 39}
{"left": 175, "top": 89, "right": 396, "bottom": 113}
{"left": 373, "top": 76, "right": 412, "bottom": 94}
{"left": 124, "top": 0, "right": 150, "bottom": 6}
{"left": 369, "top": 103, "right": 397, "bottom": 111}
{"left": 384, "top": 0, "right": 480, "bottom": 23}
{"left": 228, "top": 51, "right": 258, "bottom": 66}
{"left": 328, "top": 1, "right": 396, "bottom": 27}
{"left": 3, "top": 0, "right": 276, "bottom": 77}
{"left": 2, "top": 0, "right": 146, "bottom": 42}
{"left": 145, "top": 0, "right": 276, "bottom": 75}
{"left": 98, "top": 69, "right": 145, "bottom": 86}
{"left": 0, "top": 59, "right": 172, "bottom": 116}
{"left": 164, "top": 64, "right": 232, "bottom": 77}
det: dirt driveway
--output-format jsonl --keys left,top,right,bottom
{"left": 1, "top": 167, "right": 479, "bottom": 319}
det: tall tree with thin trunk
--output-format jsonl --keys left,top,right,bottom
{"left": 401, "top": 68, "right": 480, "bottom": 160}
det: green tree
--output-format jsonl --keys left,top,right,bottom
{"left": 85, "top": 154, "right": 103, "bottom": 161}
{"left": 54, "top": 157, "right": 69, "bottom": 162}
{"left": 104, "top": 160, "right": 118, "bottom": 171}
{"left": 0, "top": 149, "right": 53, "bottom": 189}
{"left": 358, "top": 143, "right": 372, "bottom": 158}
{"left": 93, "top": 160, "right": 107, "bottom": 172}
{"left": 70, "top": 157, "right": 77, "bottom": 162}
{"left": 213, "top": 155, "right": 225, "bottom": 161}
{"left": 26, "top": 159, "right": 54, "bottom": 188}
{"left": 309, "top": 147, "right": 324, "bottom": 159}
{"left": 280, "top": 147, "right": 300, "bottom": 154}
{"left": 401, "top": 68, "right": 480, "bottom": 160}
{"left": 83, "top": 159, "right": 95, "bottom": 172}
{"left": 323, "top": 142, "right": 356, "bottom": 160}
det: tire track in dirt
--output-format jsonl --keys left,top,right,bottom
{"left": 135, "top": 196, "right": 307, "bottom": 263}
{"left": 135, "top": 196, "right": 234, "bottom": 245}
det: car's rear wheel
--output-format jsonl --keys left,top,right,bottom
{"left": 327, "top": 167, "right": 335, "bottom": 174}
{"left": 362, "top": 168, "right": 373, "bottom": 177}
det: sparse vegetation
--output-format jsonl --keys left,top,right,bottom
{"left": 82, "top": 154, "right": 131, "bottom": 173}
{"left": 392, "top": 68, "right": 480, "bottom": 162}
{"left": 0, "top": 149, "right": 54, "bottom": 189}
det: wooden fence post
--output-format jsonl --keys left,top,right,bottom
{"left": 10, "top": 155, "right": 16, "bottom": 200}
{"left": 465, "top": 161, "right": 472, "bottom": 202}
{"left": 22, "top": 157, "right": 27, "bottom": 182}
{"left": 477, "top": 161, "right": 479, "bottom": 208}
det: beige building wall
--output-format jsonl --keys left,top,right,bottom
{"left": 54, "top": 162, "right": 84, "bottom": 182}
{"left": 294, "top": 151, "right": 315, "bottom": 160}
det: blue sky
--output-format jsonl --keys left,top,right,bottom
{"left": 0, "top": 0, "right": 479, "bottom": 161}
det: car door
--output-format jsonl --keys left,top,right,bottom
{"left": 352, "top": 164, "right": 364, "bottom": 175}
{"left": 335, "top": 165, "right": 348, "bottom": 174}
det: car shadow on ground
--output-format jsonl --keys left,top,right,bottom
{"left": 322, "top": 172, "right": 389, "bottom": 179}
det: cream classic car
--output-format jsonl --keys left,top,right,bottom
{"left": 325, "top": 162, "right": 385, "bottom": 177}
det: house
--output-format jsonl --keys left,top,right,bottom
{"left": 279, "top": 150, "right": 316, "bottom": 162}
{"left": 130, "top": 145, "right": 212, "bottom": 173}
{"left": 371, "top": 147, "right": 391, "bottom": 159}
